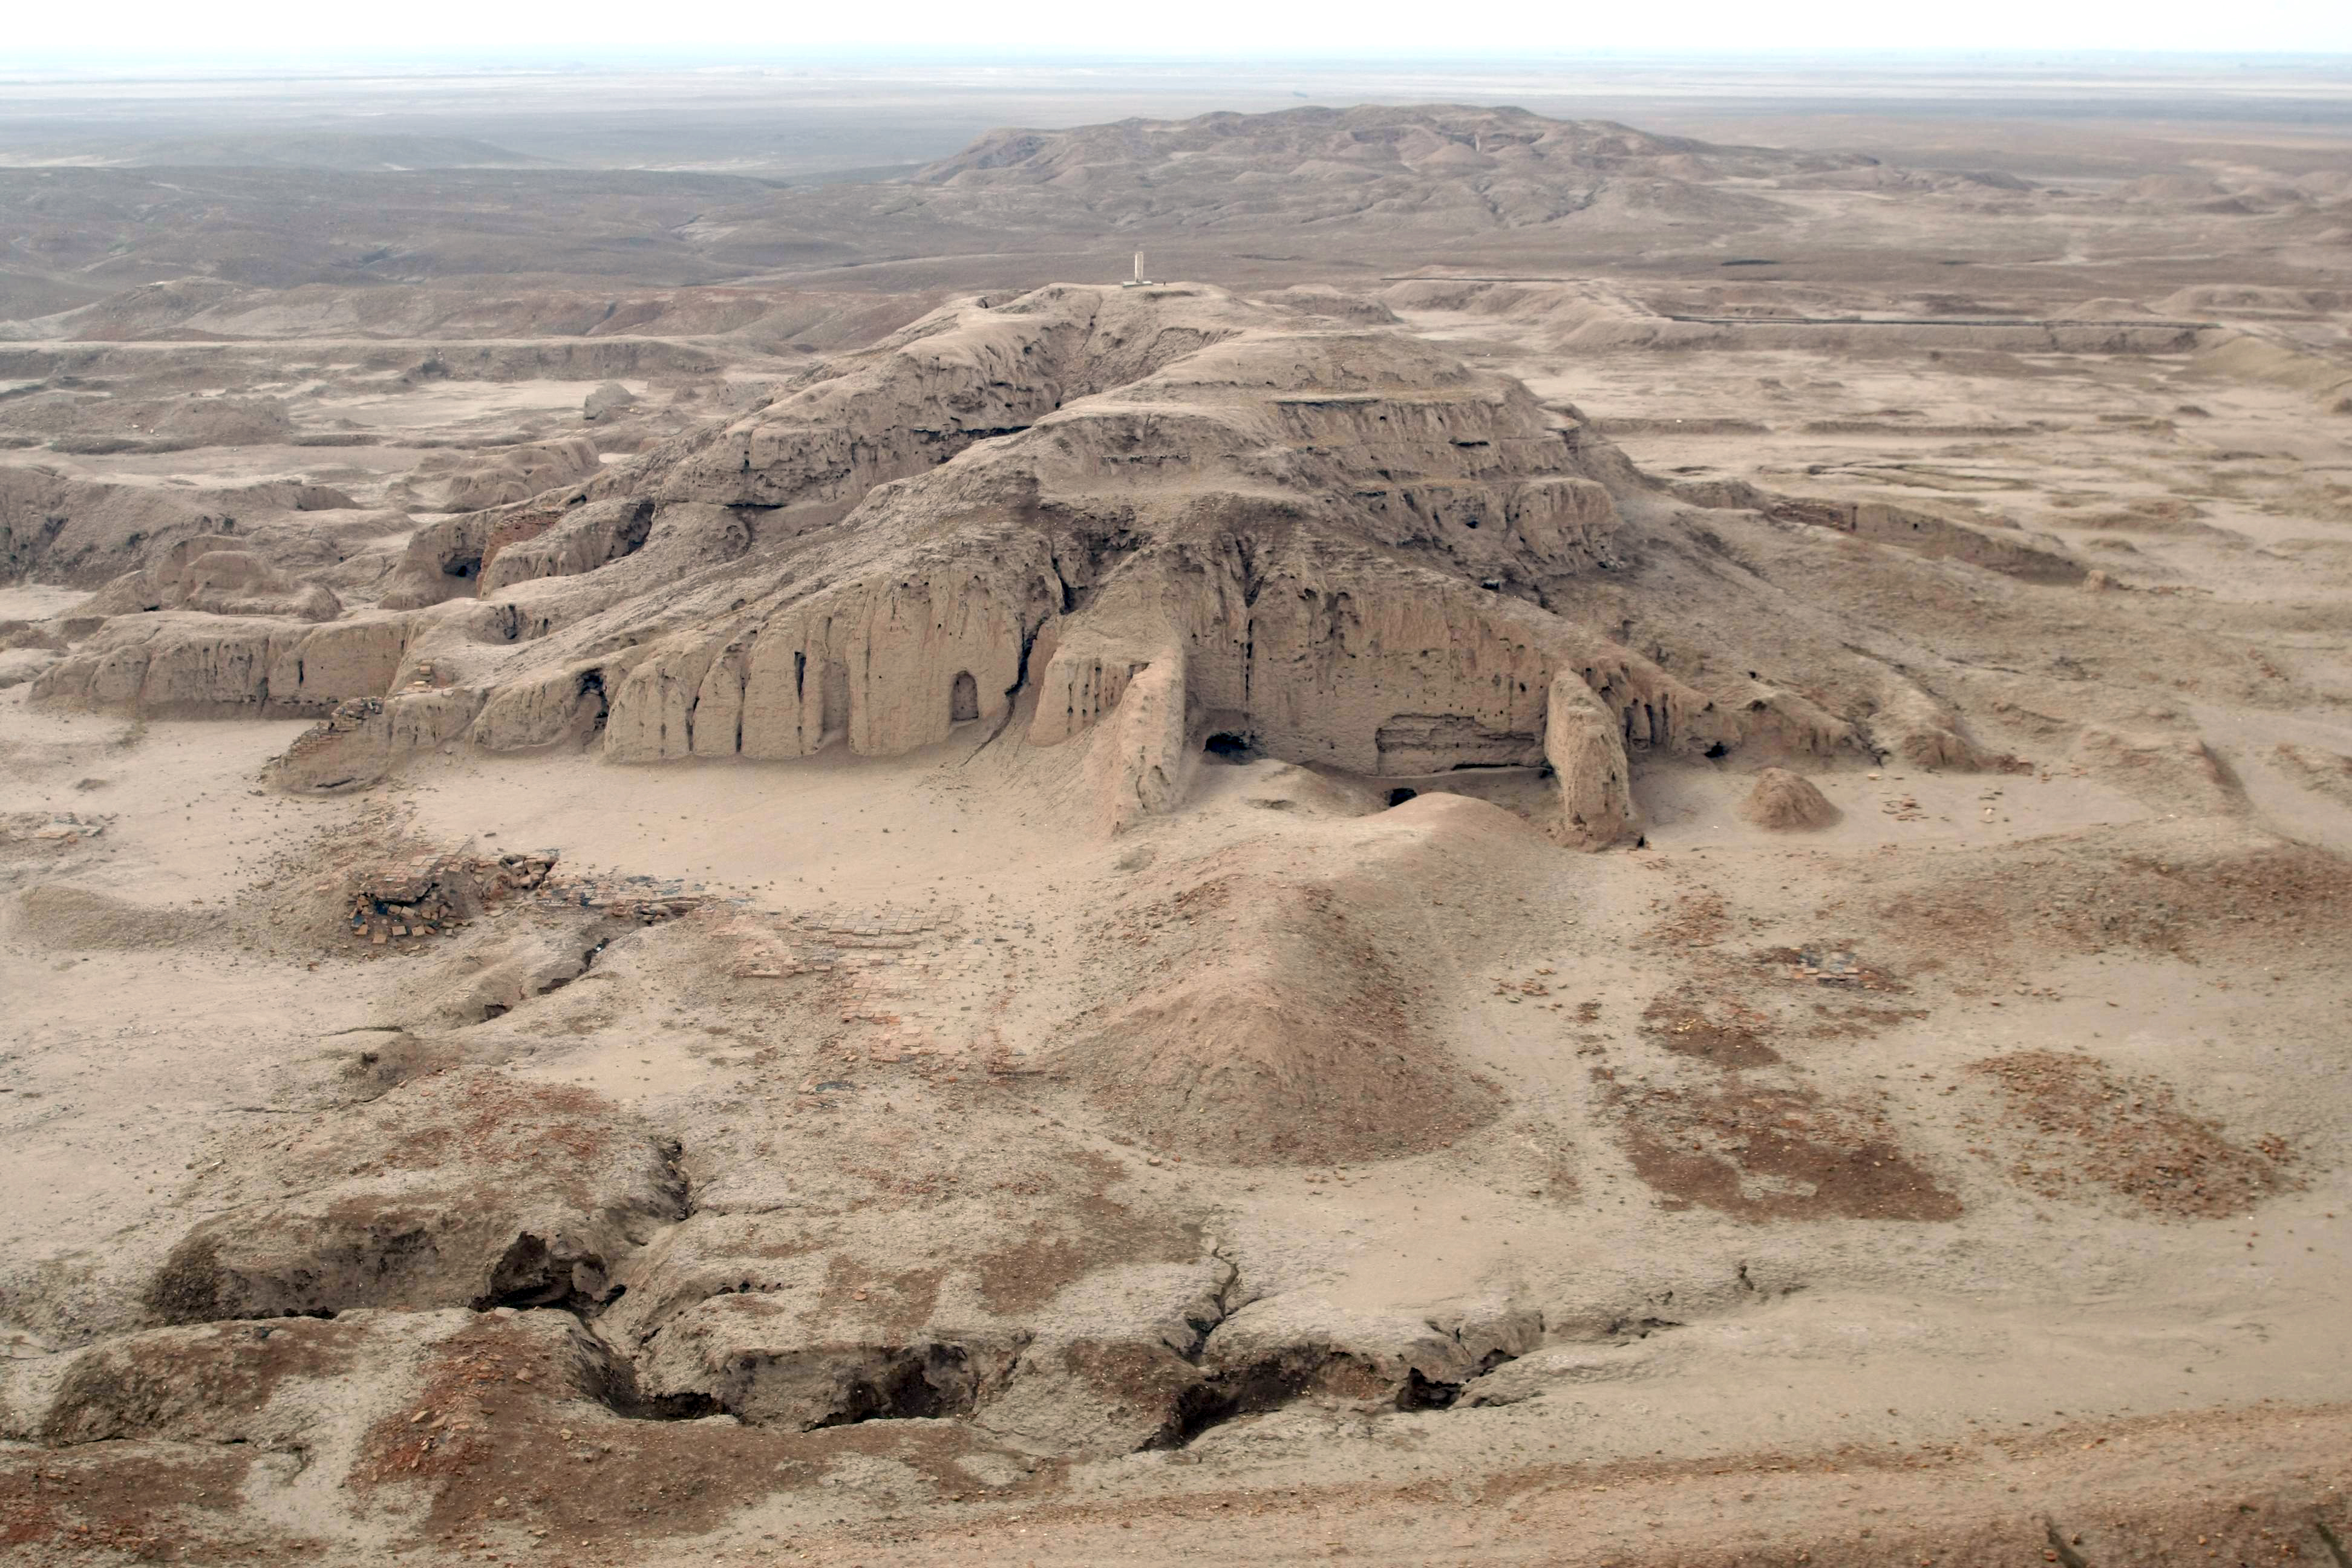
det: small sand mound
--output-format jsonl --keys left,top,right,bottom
{"left": 1739, "top": 768, "right": 1839, "bottom": 830}
{"left": 582, "top": 381, "right": 639, "bottom": 422}
{"left": 1232, "top": 759, "right": 1378, "bottom": 817}
{"left": 1073, "top": 900, "right": 1485, "bottom": 1166}
{"left": 12, "top": 884, "right": 201, "bottom": 950}
{"left": 1060, "top": 795, "right": 1533, "bottom": 1165}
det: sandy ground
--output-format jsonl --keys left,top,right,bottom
{"left": 3, "top": 86, "right": 2351, "bottom": 1568}
{"left": 5, "top": 673, "right": 2349, "bottom": 1560}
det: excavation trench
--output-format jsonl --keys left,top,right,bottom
{"left": 123, "top": 1131, "right": 1535, "bottom": 1451}
{"left": 500, "top": 1241, "right": 1520, "bottom": 1445}
{"left": 116, "top": 1223, "right": 1545, "bottom": 1452}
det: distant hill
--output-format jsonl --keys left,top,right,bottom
{"left": 0, "top": 103, "right": 2082, "bottom": 316}
{"left": 906, "top": 103, "right": 1880, "bottom": 232}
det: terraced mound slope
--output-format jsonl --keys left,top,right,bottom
{"left": 30, "top": 282, "right": 2013, "bottom": 851}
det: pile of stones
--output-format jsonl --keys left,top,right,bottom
{"left": 347, "top": 851, "right": 557, "bottom": 947}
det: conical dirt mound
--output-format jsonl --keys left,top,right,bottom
{"left": 1740, "top": 767, "right": 1841, "bottom": 830}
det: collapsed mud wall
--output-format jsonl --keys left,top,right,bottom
{"left": 0, "top": 468, "right": 357, "bottom": 587}
{"left": 27, "top": 611, "right": 414, "bottom": 716}
{"left": 1769, "top": 495, "right": 2086, "bottom": 584}
{"left": 584, "top": 523, "right": 1725, "bottom": 810}
{"left": 596, "top": 548, "right": 1060, "bottom": 764}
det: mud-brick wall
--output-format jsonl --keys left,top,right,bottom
{"left": 30, "top": 613, "right": 410, "bottom": 716}
{"left": 1174, "top": 561, "right": 1560, "bottom": 775}
{"left": 599, "top": 564, "right": 1055, "bottom": 763}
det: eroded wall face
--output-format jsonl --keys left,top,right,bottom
{"left": 1175, "top": 567, "right": 1555, "bottom": 776}
{"left": 600, "top": 556, "right": 1058, "bottom": 766}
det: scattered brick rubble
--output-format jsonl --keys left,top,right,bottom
{"left": 345, "top": 849, "right": 714, "bottom": 949}
{"left": 730, "top": 912, "right": 936, "bottom": 979}
{"left": 1, "top": 811, "right": 110, "bottom": 850}
{"left": 294, "top": 694, "right": 382, "bottom": 742}
{"left": 1793, "top": 948, "right": 1861, "bottom": 983}
{"left": 1757, "top": 946, "right": 1905, "bottom": 992}
{"left": 348, "top": 851, "right": 527, "bottom": 946}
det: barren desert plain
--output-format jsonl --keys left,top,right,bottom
{"left": 2, "top": 56, "right": 2351, "bottom": 1567}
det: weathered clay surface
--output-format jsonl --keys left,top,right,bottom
{"left": 397, "top": 436, "right": 601, "bottom": 515}
{"left": 142, "top": 1070, "right": 686, "bottom": 1327}
{"left": 81, "top": 535, "right": 341, "bottom": 622}
{"left": 24, "top": 284, "right": 2039, "bottom": 848}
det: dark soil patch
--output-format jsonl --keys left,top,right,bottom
{"left": 1964, "top": 1049, "right": 2297, "bottom": 1218}
{"left": 1641, "top": 990, "right": 1782, "bottom": 1067}
{"left": 0, "top": 1445, "right": 275, "bottom": 1563}
{"left": 1642, "top": 889, "right": 1731, "bottom": 948}
{"left": 1055, "top": 1338, "right": 1207, "bottom": 1442}
{"left": 351, "top": 1315, "right": 1056, "bottom": 1549}
{"left": 1604, "top": 1071, "right": 1962, "bottom": 1223}
{"left": 43, "top": 1318, "right": 374, "bottom": 1445}
{"left": 477, "top": 509, "right": 560, "bottom": 581}
{"left": 973, "top": 1152, "right": 1204, "bottom": 1315}
{"left": 221, "top": 1071, "right": 626, "bottom": 1193}
{"left": 1803, "top": 1000, "right": 1931, "bottom": 1040}
{"left": 1867, "top": 835, "right": 2352, "bottom": 969}
{"left": 2275, "top": 742, "right": 2352, "bottom": 808}
{"left": 817, "top": 1256, "right": 947, "bottom": 1338}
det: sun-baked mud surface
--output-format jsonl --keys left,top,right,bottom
{"left": 4, "top": 64, "right": 2351, "bottom": 1568}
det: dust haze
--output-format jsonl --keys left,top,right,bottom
{"left": 3, "top": 54, "right": 2351, "bottom": 1568}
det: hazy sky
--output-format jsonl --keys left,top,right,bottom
{"left": 12, "top": 0, "right": 2352, "bottom": 62}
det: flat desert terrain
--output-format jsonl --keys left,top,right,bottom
{"left": 2, "top": 60, "right": 2350, "bottom": 1567}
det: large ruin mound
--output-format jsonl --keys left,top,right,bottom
{"left": 25, "top": 279, "right": 1996, "bottom": 848}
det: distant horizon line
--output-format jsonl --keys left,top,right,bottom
{"left": 8, "top": 47, "right": 2352, "bottom": 76}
